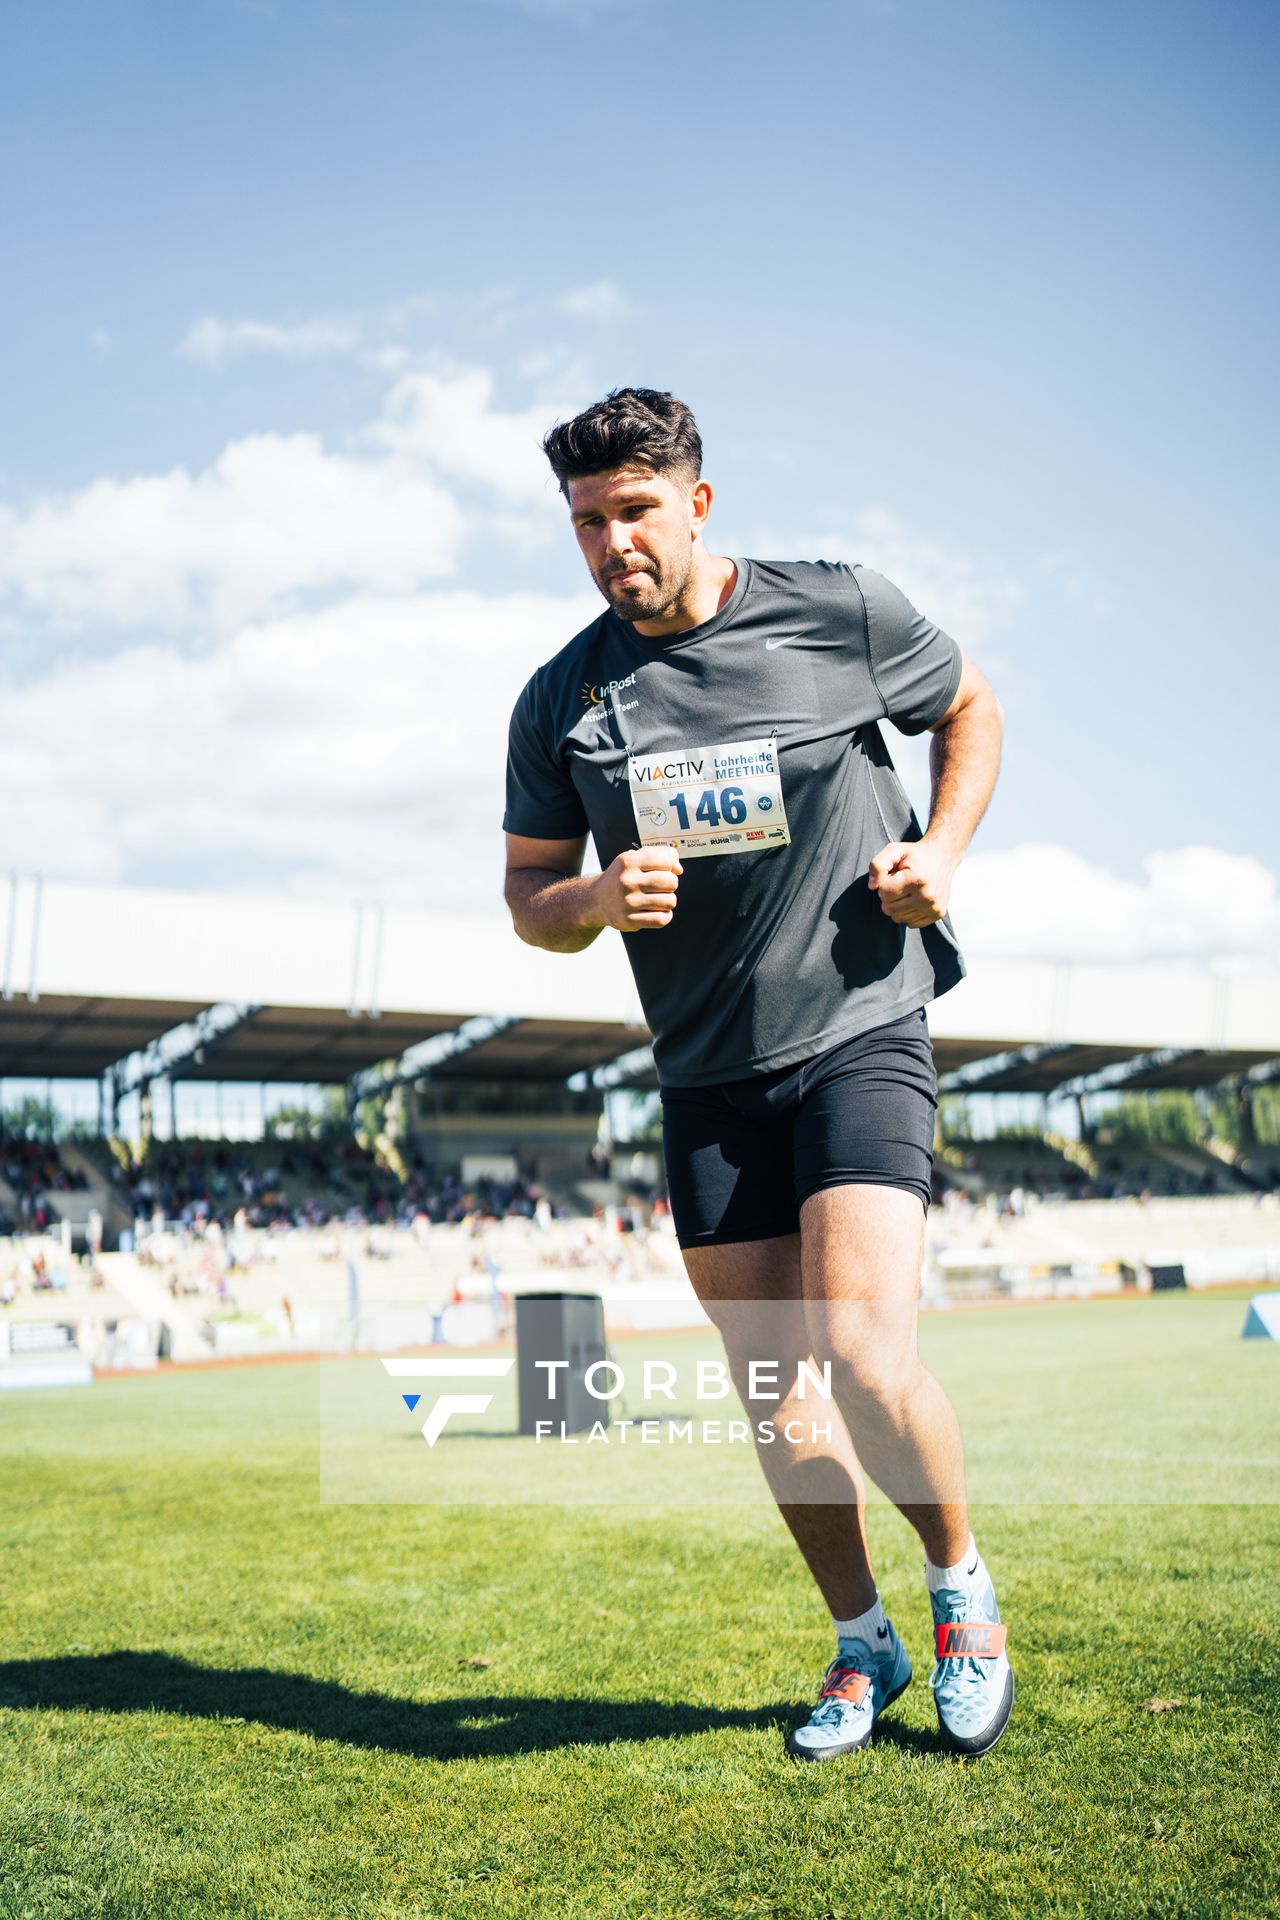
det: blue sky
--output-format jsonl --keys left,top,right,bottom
{"left": 1, "top": 0, "right": 1277, "bottom": 977}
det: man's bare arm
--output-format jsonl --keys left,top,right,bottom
{"left": 505, "top": 834, "right": 603, "bottom": 953}
{"left": 922, "top": 652, "right": 1004, "bottom": 862}
{"left": 504, "top": 833, "right": 684, "bottom": 951}
{"left": 869, "top": 652, "right": 1004, "bottom": 927}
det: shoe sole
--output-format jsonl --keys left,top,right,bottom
{"left": 786, "top": 1671, "right": 913, "bottom": 1762}
{"left": 936, "top": 1666, "right": 1015, "bottom": 1759}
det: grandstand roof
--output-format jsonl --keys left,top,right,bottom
{"left": 1096, "top": 1049, "right": 1280, "bottom": 1091}
{"left": 176, "top": 1010, "right": 649, "bottom": 1084}
{"left": 3, "top": 877, "right": 1277, "bottom": 1094}
{"left": 178, "top": 1007, "right": 462, "bottom": 1082}
{"left": 424, "top": 1016, "right": 655, "bottom": 1082}
{"left": 0, "top": 994, "right": 208, "bottom": 1079}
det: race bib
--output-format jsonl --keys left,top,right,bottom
{"left": 627, "top": 736, "right": 791, "bottom": 859}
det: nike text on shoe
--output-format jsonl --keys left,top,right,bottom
{"left": 787, "top": 1623, "right": 913, "bottom": 1761}
{"left": 929, "top": 1581, "right": 1015, "bottom": 1757}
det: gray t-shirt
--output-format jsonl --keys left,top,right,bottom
{"left": 504, "top": 558, "right": 967, "bottom": 1087}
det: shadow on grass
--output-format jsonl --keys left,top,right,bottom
{"left": 0, "top": 1651, "right": 946, "bottom": 1760}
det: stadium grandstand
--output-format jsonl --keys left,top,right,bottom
{"left": 2, "top": 876, "right": 1278, "bottom": 1373}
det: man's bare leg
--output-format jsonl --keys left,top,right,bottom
{"left": 681, "top": 1233, "right": 878, "bottom": 1618}
{"left": 796, "top": 1182, "right": 1014, "bottom": 1754}
{"left": 799, "top": 1183, "right": 969, "bottom": 1566}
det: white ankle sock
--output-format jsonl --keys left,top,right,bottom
{"left": 924, "top": 1534, "right": 986, "bottom": 1594}
{"left": 833, "top": 1592, "right": 887, "bottom": 1652}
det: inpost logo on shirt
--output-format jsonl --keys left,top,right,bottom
{"left": 581, "top": 672, "right": 638, "bottom": 710}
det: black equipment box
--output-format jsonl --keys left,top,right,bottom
{"left": 515, "top": 1291, "right": 609, "bottom": 1436}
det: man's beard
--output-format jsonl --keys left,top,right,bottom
{"left": 601, "top": 551, "right": 694, "bottom": 624}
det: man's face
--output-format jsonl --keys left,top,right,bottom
{"left": 567, "top": 463, "right": 700, "bottom": 624}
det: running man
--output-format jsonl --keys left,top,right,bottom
{"left": 502, "top": 388, "right": 1013, "bottom": 1758}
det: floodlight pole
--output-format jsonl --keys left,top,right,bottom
{"left": 1235, "top": 1075, "right": 1256, "bottom": 1152}
{"left": 1193, "top": 1086, "right": 1212, "bottom": 1144}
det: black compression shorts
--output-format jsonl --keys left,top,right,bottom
{"left": 659, "top": 1006, "right": 938, "bottom": 1248}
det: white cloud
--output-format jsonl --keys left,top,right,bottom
{"left": 0, "top": 432, "right": 464, "bottom": 630}
{"left": 177, "top": 294, "right": 446, "bottom": 370}
{"left": 369, "top": 367, "right": 567, "bottom": 509}
{"left": 179, "top": 315, "right": 366, "bottom": 365}
{"left": 0, "top": 367, "right": 579, "bottom": 633}
{"left": 557, "top": 279, "right": 631, "bottom": 322}
{"left": 0, "top": 589, "right": 597, "bottom": 908}
{"left": 950, "top": 843, "right": 1280, "bottom": 969}
{"left": 176, "top": 290, "right": 538, "bottom": 373}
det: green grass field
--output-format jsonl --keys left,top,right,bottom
{"left": 2, "top": 1293, "right": 1278, "bottom": 1919}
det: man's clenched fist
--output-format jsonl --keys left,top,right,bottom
{"left": 867, "top": 837, "right": 958, "bottom": 928}
{"left": 594, "top": 844, "right": 683, "bottom": 931}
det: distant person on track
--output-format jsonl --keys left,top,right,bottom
{"left": 502, "top": 388, "right": 1012, "bottom": 1759}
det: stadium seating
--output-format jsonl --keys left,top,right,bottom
{"left": 940, "top": 1136, "right": 1091, "bottom": 1202}
{"left": 91, "top": 1136, "right": 572, "bottom": 1236}
{"left": 1090, "top": 1139, "right": 1256, "bottom": 1200}
{"left": 937, "top": 1132, "right": 1270, "bottom": 1204}
{"left": 0, "top": 1132, "right": 91, "bottom": 1235}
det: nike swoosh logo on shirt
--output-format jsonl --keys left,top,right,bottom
{"left": 764, "top": 634, "right": 805, "bottom": 651}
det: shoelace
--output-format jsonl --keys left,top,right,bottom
{"left": 929, "top": 1587, "right": 997, "bottom": 1699}
{"left": 808, "top": 1654, "right": 874, "bottom": 1729}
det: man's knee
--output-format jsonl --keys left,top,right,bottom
{"left": 826, "top": 1341, "right": 924, "bottom": 1420}
{"left": 720, "top": 1339, "right": 815, "bottom": 1413}
{"left": 702, "top": 1292, "right": 809, "bottom": 1384}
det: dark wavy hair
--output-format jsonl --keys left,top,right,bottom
{"left": 541, "top": 387, "right": 703, "bottom": 496}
